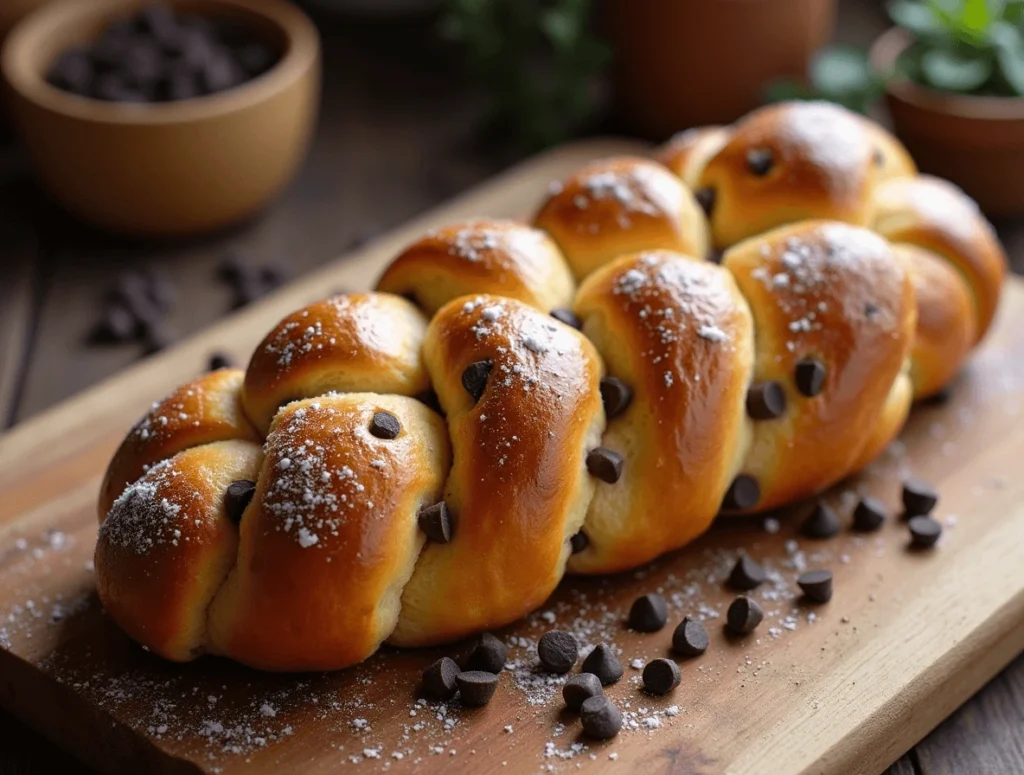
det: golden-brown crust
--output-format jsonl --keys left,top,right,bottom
{"left": 872, "top": 175, "right": 1006, "bottom": 342}
{"left": 98, "top": 369, "right": 259, "bottom": 521}
{"left": 723, "top": 221, "right": 916, "bottom": 510}
{"left": 376, "top": 219, "right": 575, "bottom": 315}
{"left": 699, "top": 102, "right": 880, "bottom": 249}
{"left": 569, "top": 252, "right": 754, "bottom": 573}
{"left": 656, "top": 126, "right": 732, "bottom": 189}
{"left": 95, "top": 440, "right": 262, "bottom": 661}
{"left": 208, "top": 394, "right": 450, "bottom": 671}
{"left": 858, "top": 118, "right": 917, "bottom": 181}
{"left": 242, "top": 293, "right": 431, "bottom": 434}
{"left": 390, "top": 295, "right": 604, "bottom": 646}
{"left": 533, "top": 156, "right": 709, "bottom": 280}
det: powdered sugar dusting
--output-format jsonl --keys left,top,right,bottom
{"left": 99, "top": 459, "right": 194, "bottom": 555}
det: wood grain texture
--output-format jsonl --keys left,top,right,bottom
{"left": 0, "top": 188, "right": 38, "bottom": 429}
{"left": 0, "top": 139, "right": 1023, "bottom": 775}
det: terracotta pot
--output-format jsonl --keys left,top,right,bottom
{"left": 870, "top": 26, "right": 1024, "bottom": 216}
{"left": 601, "top": 0, "right": 837, "bottom": 138}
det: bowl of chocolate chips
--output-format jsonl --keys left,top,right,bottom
{"left": 1, "top": 0, "right": 319, "bottom": 236}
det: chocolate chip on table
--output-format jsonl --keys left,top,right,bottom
{"left": 217, "top": 252, "right": 246, "bottom": 283}
{"left": 672, "top": 617, "right": 709, "bottom": 657}
{"left": 902, "top": 477, "right": 939, "bottom": 518}
{"left": 461, "top": 359, "right": 494, "bottom": 403}
{"left": 801, "top": 501, "right": 841, "bottom": 539}
{"left": 369, "top": 411, "right": 401, "bottom": 440}
{"left": 417, "top": 502, "right": 452, "bottom": 544}
{"left": 795, "top": 357, "right": 827, "bottom": 397}
{"left": 642, "top": 658, "right": 681, "bottom": 695}
{"left": 259, "top": 264, "right": 287, "bottom": 289}
{"left": 695, "top": 187, "right": 716, "bottom": 216}
{"left": 91, "top": 304, "right": 137, "bottom": 344}
{"left": 208, "top": 352, "right": 233, "bottom": 371}
{"left": 581, "top": 643, "right": 623, "bottom": 686}
{"left": 908, "top": 515, "right": 942, "bottom": 548}
{"left": 550, "top": 308, "right": 582, "bottom": 330}
{"left": 798, "top": 570, "right": 834, "bottom": 603}
{"left": 580, "top": 695, "right": 623, "bottom": 739}
{"left": 466, "top": 633, "right": 508, "bottom": 673}
{"left": 537, "top": 630, "right": 578, "bottom": 674}
{"left": 726, "top": 596, "right": 763, "bottom": 636}
{"left": 455, "top": 670, "right": 499, "bottom": 707}
{"left": 721, "top": 474, "right": 760, "bottom": 511}
{"left": 562, "top": 672, "right": 603, "bottom": 712}
{"left": 747, "top": 148, "right": 774, "bottom": 176}
{"left": 600, "top": 376, "right": 633, "bottom": 419}
{"left": 746, "top": 381, "right": 786, "bottom": 420}
{"left": 586, "top": 448, "right": 624, "bottom": 484}
{"left": 852, "top": 496, "right": 887, "bottom": 532}
{"left": 728, "top": 555, "right": 767, "bottom": 591}
{"left": 224, "top": 479, "right": 256, "bottom": 522}
{"left": 628, "top": 593, "right": 668, "bottom": 632}
{"left": 570, "top": 531, "right": 589, "bottom": 554}
{"left": 422, "top": 656, "right": 460, "bottom": 700}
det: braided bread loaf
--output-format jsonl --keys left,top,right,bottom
{"left": 95, "top": 102, "right": 1006, "bottom": 671}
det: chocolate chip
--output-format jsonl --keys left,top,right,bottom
{"left": 695, "top": 187, "right": 716, "bottom": 216}
{"left": 800, "top": 501, "right": 841, "bottom": 539}
{"left": 874, "top": 148, "right": 886, "bottom": 168}
{"left": 923, "top": 386, "right": 952, "bottom": 406}
{"left": 455, "top": 670, "right": 499, "bottom": 707}
{"left": 417, "top": 502, "right": 452, "bottom": 543}
{"left": 217, "top": 252, "right": 246, "bottom": 283}
{"left": 795, "top": 358, "right": 827, "bottom": 397}
{"left": 642, "top": 658, "right": 681, "bottom": 695}
{"left": 628, "top": 593, "right": 668, "bottom": 632}
{"left": 902, "top": 477, "right": 938, "bottom": 517}
{"left": 747, "top": 148, "right": 774, "bottom": 176}
{"left": 369, "top": 411, "right": 401, "bottom": 440}
{"left": 224, "top": 479, "right": 255, "bottom": 522}
{"left": 466, "top": 633, "right": 507, "bottom": 673}
{"left": 562, "top": 673, "right": 603, "bottom": 712}
{"left": 47, "top": 48, "right": 93, "bottom": 95}
{"left": 728, "top": 555, "right": 767, "bottom": 591}
{"left": 908, "top": 515, "right": 942, "bottom": 548}
{"left": 726, "top": 596, "right": 763, "bottom": 635}
{"left": 90, "top": 304, "right": 137, "bottom": 344}
{"left": 422, "top": 656, "right": 460, "bottom": 700}
{"left": 797, "top": 570, "right": 833, "bottom": 603}
{"left": 461, "top": 359, "right": 493, "bottom": 403}
{"left": 550, "top": 308, "right": 582, "bottom": 330}
{"left": 586, "top": 448, "right": 623, "bottom": 484}
{"left": 208, "top": 352, "right": 233, "bottom": 371}
{"left": 600, "top": 376, "right": 633, "bottom": 419}
{"left": 672, "top": 617, "right": 709, "bottom": 657}
{"left": 722, "top": 475, "right": 760, "bottom": 511}
{"left": 570, "top": 531, "right": 589, "bottom": 554}
{"left": 537, "top": 630, "right": 578, "bottom": 674}
{"left": 746, "top": 381, "right": 786, "bottom": 420}
{"left": 852, "top": 497, "right": 886, "bottom": 532}
{"left": 259, "top": 264, "right": 287, "bottom": 289}
{"left": 865, "top": 302, "right": 880, "bottom": 319}
{"left": 581, "top": 643, "right": 623, "bottom": 685}
{"left": 580, "top": 695, "right": 622, "bottom": 739}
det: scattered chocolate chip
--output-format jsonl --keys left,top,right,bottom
{"left": 46, "top": 48, "right": 94, "bottom": 95}
{"left": 923, "top": 386, "right": 952, "bottom": 406}
{"left": 418, "top": 502, "right": 452, "bottom": 544}
{"left": 461, "top": 359, "right": 493, "bottom": 402}
{"left": 747, "top": 148, "right": 774, "bottom": 176}
{"left": 795, "top": 358, "right": 827, "bottom": 397}
{"left": 801, "top": 501, "right": 842, "bottom": 539}
{"left": 728, "top": 555, "right": 767, "bottom": 591}
{"left": 722, "top": 474, "right": 760, "bottom": 511}
{"left": 259, "top": 264, "right": 287, "bottom": 289}
{"left": 672, "top": 617, "right": 709, "bottom": 657}
{"left": 537, "top": 630, "right": 578, "bottom": 674}
{"left": 466, "top": 633, "right": 508, "bottom": 673}
{"left": 600, "top": 376, "right": 633, "bottom": 419}
{"left": 369, "top": 410, "right": 401, "bottom": 440}
{"left": 208, "top": 352, "right": 233, "bottom": 371}
{"left": 908, "top": 515, "right": 942, "bottom": 548}
{"left": 581, "top": 643, "right": 623, "bottom": 686}
{"left": 628, "top": 593, "right": 668, "bottom": 632}
{"left": 416, "top": 389, "right": 443, "bottom": 414}
{"left": 550, "top": 308, "right": 582, "bottom": 330}
{"left": 873, "top": 148, "right": 886, "bottom": 168}
{"left": 90, "top": 304, "right": 137, "bottom": 344}
{"left": 217, "top": 253, "right": 246, "bottom": 283}
{"left": 570, "top": 531, "right": 589, "bottom": 554}
{"left": 562, "top": 672, "right": 603, "bottom": 712}
{"left": 455, "top": 670, "right": 499, "bottom": 707}
{"left": 746, "top": 381, "right": 786, "bottom": 420}
{"left": 726, "top": 596, "right": 763, "bottom": 635}
{"left": 798, "top": 570, "right": 834, "bottom": 603}
{"left": 580, "top": 695, "right": 622, "bottom": 739}
{"left": 422, "top": 656, "right": 460, "bottom": 700}
{"left": 642, "top": 658, "right": 681, "bottom": 695}
{"left": 695, "top": 187, "right": 716, "bottom": 216}
{"left": 224, "top": 479, "right": 255, "bottom": 522}
{"left": 586, "top": 447, "right": 623, "bottom": 484}
{"left": 852, "top": 497, "right": 887, "bottom": 532}
{"left": 902, "top": 477, "right": 939, "bottom": 517}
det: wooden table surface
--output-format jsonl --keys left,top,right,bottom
{"left": 0, "top": 2, "right": 1021, "bottom": 773}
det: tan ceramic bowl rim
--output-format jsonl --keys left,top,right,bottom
{"left": 870, "top": 26, "right": 1024, "bottom": 120}
{"left": 1, "top": 0, "right": 319, "bottom": 126}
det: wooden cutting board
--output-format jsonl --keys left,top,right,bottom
{"left": 1, "top": 138, "right": 1023, "bottom": 775}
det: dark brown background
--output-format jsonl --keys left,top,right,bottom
{"left": 1, "top": 1, "right": 1021, "bottom": 773}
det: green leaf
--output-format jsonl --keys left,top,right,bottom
{"left": 961, "top": 0, "right": 993, "bottom": 31}
{"left": 540, "top": 8, "right": 579, "bottom": 52}
{"left": 1005, "top": 0, "right": 1024, "bottom": 22}
{"left": 890, "top": 0, "right": 948, "bottom": 37}
{"left": 810, "top": 45, "right": 874, "bottom": 97}
{"left": 921, "top": 48, "right": 994, "bottom": 89}
{"left": 992, "top": 20, "right": 1024, "bottom": 92}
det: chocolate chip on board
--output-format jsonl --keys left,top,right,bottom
{"left": 726, "top": 596, "right": 764, "bottom": 636}
{"left": 580, "top": 643, "right": 623, "bottom": 686}
{"left": 208, "top": 352, "right": 234, "bottom": 371}
{"left": 422, "top": 657, "right": 460, "bottom": 700}
{"left": 537, "top": 630, "right": 579, "bottom": 674}
{"left": 800, "top": 501, "right": 842, "bottom": 539}
{"left": 672, "top": 617, "right": 709, "bottom": 657}
{"left": 628, "top": 593, "right": 668, "bottom": 632}
{"left": 797, "top": 569, "right": 834, "bottom": 603}
{"left": 642, "top": 658, "right": 681, "bottom": 695}
{"left": 455, "top": 670, "right": 499, "bottom": 707}
{"left": 728, "top": 555, "right": 767, "bottom": 591}
{"left": 466, "top": 633, "right": 508, "bottom": 674}
{"left": 908, "top": 515, "right": 942, "bottom": 548}
{"left": 902, "top": 477, "right": 939, "bottom": 518}
{"left": 562, "top": 672, "right": 603, "bottom": 712}
{"left": 852, "top": 496, "right": 887, "bottom": 532}
{"left": 580, "top": 695, "right": 623, "bottom": 739}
